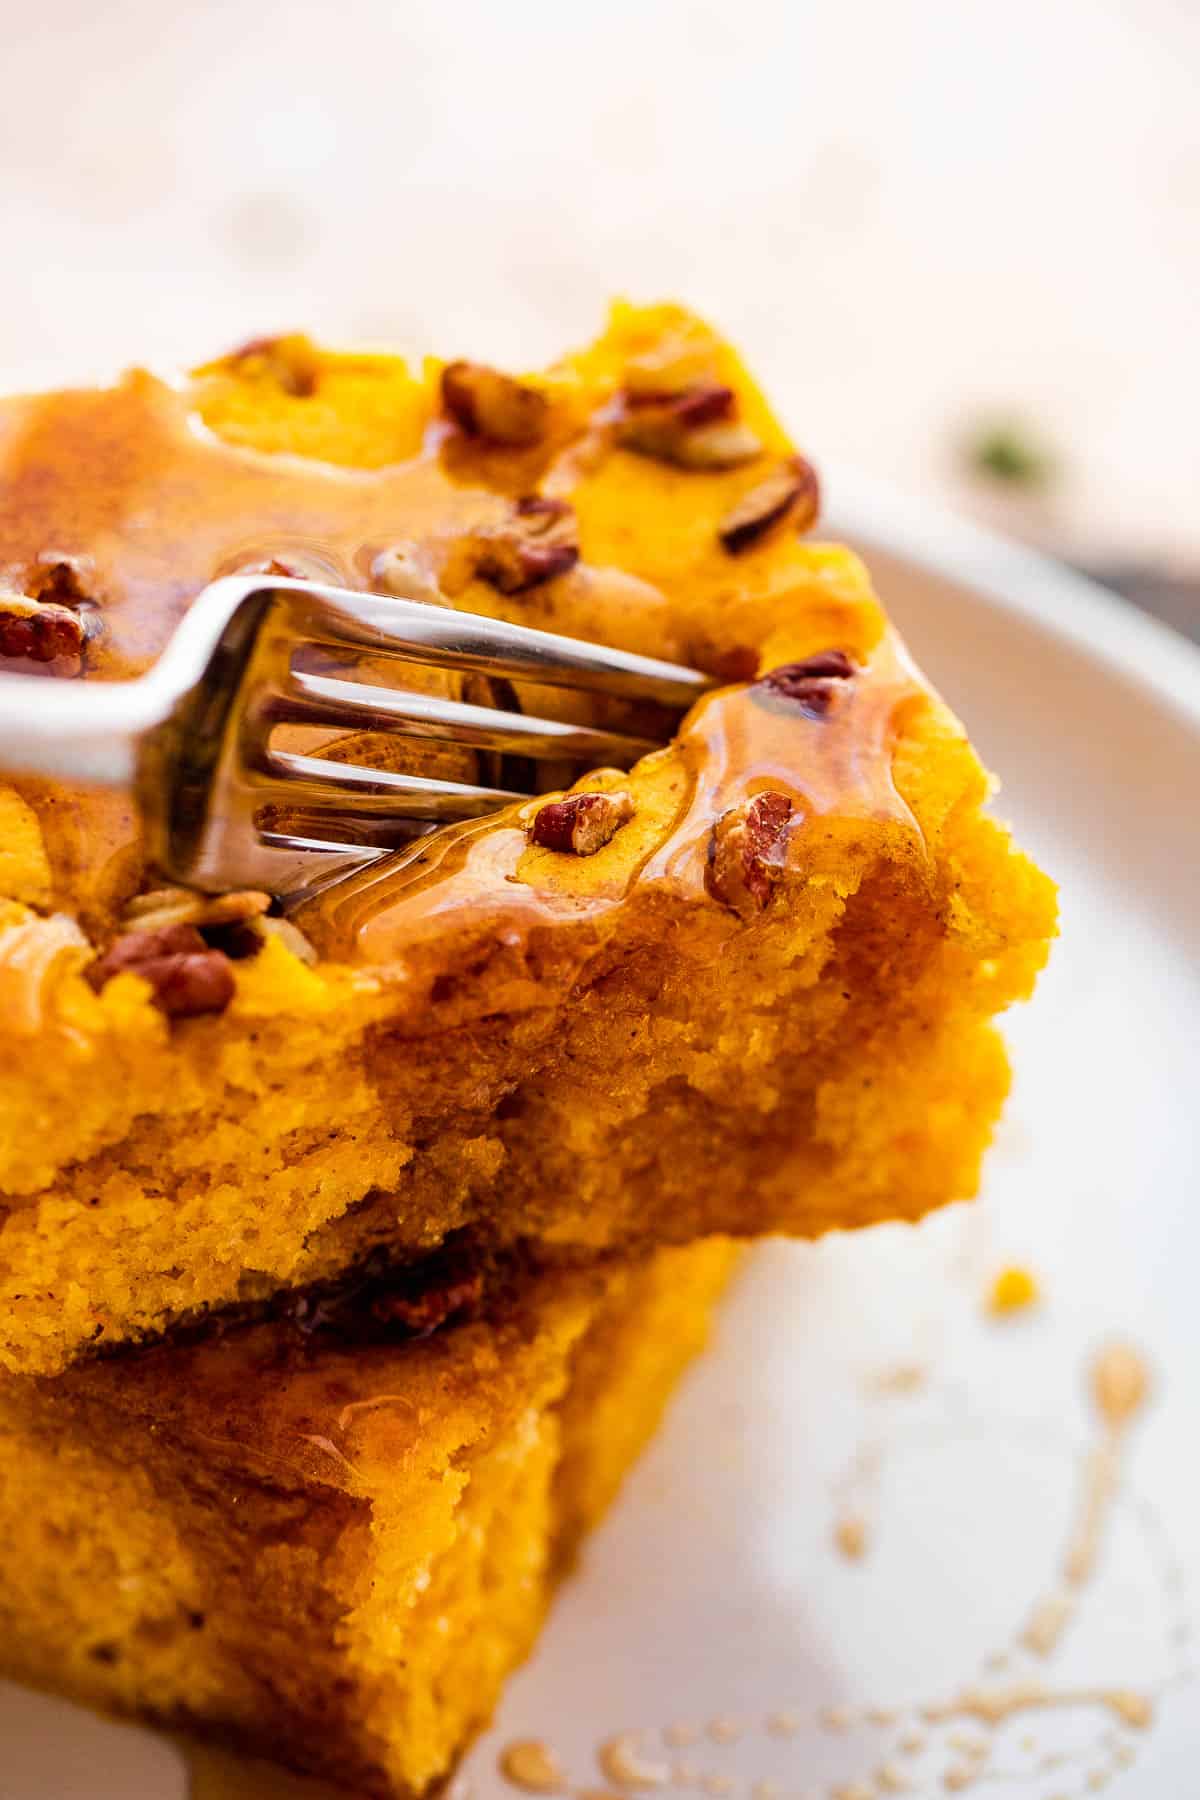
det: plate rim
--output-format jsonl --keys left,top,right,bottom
{"left": 825, "top": 461, "right": 1200, "bottom": 735}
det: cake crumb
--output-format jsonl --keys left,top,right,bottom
{"left": 987, "top": 1265, "right": 1040, "bottom": 1316}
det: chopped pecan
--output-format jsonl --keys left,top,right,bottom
{"left": 214, "top": 333, "right": 320, "bottom": 397}
{"left": 623, "top": 345, "right": 717, "bottom": 402}
{"left": 756, "top": 650, "right": 856, "bottom": 717}
{"left": 531, "top": 789, "right": 634, "bottom": 855}
{"left": 473, "top": 495, "right": 580, "bottom": 595}
{"left": 119, "top": 888, "right": 317, "bottom": 965}
{"left": 86, "top": 922, "right": 235, "bottom": 1018}
{"left": 711, "top": 644, "right": 760, "bottom": 684}
{"left": 706, "top": 791, "right": 794, "bottom": 915}
{"left": 207, "top": 914, "right": 319, "bottom": 966}
{"left": 718, "top": 455, "right": 821, "bottom": 553}
{"left": 285, "top": 1246, "right": 485, "bottom": 1343}
{"left": 618, "top": 382, "right": 762, "bottom": 469}
{"left": 629, "top": 381, "right": 735, "bottom": 427}
{"left": 369, "top": 1268, "right": 484, "bottom": 1337}
{"left": 122, "top": 886, "right": 272, "bottom": 932}
{"left": 24, "top": 553, "right": 97, "bottom": 608}
{"left": 0, "top": 593, "right": 84, "bottom": 663}
{"left": 231, "top": 556, "right": 306, "bottom": 580}
{"left": 441, "top": 361, "right": 550, "bottom": 447}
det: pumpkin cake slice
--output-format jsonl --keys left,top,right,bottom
{"left": 0, "top": 1238, "right": 739, "bottom": 1799}
{"left": 0, "top": 302, "right": 1056, "bottom": 1374}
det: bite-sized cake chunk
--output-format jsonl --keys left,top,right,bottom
{"left": 0, "top": 1240, "right": 738, "bottom": 1798}
{"left": 0, "top": 303, "right": 1056, "bottom": 1372}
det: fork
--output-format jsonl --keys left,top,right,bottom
{"left": 0, "top": 575, "right": 713, "bottom": 897}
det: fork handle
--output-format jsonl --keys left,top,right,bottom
{"left": 0, "top": 669, "right": 159, "bottom": 787}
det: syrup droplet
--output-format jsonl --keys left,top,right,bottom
{"left": 1103, "top": 1690, "right": 1154, "bottom": 1729}
{"left": 1021, "top": 1591, "right": 1076, "bottom": 1657}
{"left": 954, "top": 1682, "right": 1046, "bottom": 1725}
{"left": 663, "top": 1724, "right": 699, "bottom": 1748}
{"left": 834, "top": 1514, "right": 869, "bottom": 1561}
{"left": 707, "top": 1716, "right": 743, "bottom": 1743}
{"left": 499, "top": 1740, "right": 568, "bottom": 1794}
{"left": 766, "top": 1711, "right": 799, "bottom": 1738}
{"left": 1090, "top": 1343, "right": 1150, "bottom": 1432}
{"left": 597, "top": 1732, "right": 670, "bottom": 1790}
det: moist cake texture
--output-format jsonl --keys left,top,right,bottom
{"left": 0, "top": 303, "right": 1056, "bottom": 1373}
{"left": 0, "top": 1239, "right": 738, "bottom": 1798}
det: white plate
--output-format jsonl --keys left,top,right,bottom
{"left": 2, "top": 487, "right": 1197, "bottom": 1800}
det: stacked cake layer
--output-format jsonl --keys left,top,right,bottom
{"left": 0, "top": 303, "right": 1054, "bottom": 1793}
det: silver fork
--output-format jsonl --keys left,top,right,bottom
{"left": 0, "top": 575, "right": 713, "bottom": 896}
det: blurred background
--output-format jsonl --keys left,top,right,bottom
{"left": 2, "top": 0, "right": 1197, "bottom": 632}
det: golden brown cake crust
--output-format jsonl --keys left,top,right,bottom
{"left": 0, "top": 304, "right": 1057, "bottom": 1373}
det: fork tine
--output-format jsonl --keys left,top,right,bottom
{"left": 259, "top": 750, "right": 524, "bottom": 820}
{"left": 276, "top": 669, "right": 661, "bottom": 765}
{"left": 262, "top": 579, "right": 713, "bottom": 709}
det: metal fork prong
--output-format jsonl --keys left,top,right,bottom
{"left": 264, "top": 579, "right": 713, "bottom": 709}
{"left": 261, "top": 750, "right": 524, "bottom": 820}
{"left": 257, "top": 827, "right": 395, "bottom": 863}
{"left": 277, "top": 669, "right": 661, "bottom": 765}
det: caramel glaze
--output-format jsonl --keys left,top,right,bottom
{"left": 0, "top": 369, "right": 930, "bottom": 960}
{"left": 300, "top": 631, "right": 926, "bottom": 969}
{"left": 0, "top": 372, "right": 511, "bottom": 924}
{"left": 0, "top": 373, "right": 509, "bottom": 684}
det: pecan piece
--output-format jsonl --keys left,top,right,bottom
{"left": 473, "top": 495, "right": 580, "bottom": 595}
{"left": 214, "top": 333, "right": 320, "bottom": 397}
{"left": 441, "top": 361, "right": 550, "bottom": 448}
{"left": 618, "top": 382, "right": 762, "bottom": 469}
{"left": 530, "top": 789, "right": 634, "bottom": 855}
{"left": 205, "top": 914, "right": 319, "bottom": 966}
{"left": 231, "top": 555, "right": 307, "bottom": 580}
{"left": 24, "top": 553, "right": 97, "bottom": 608}
{"left": 369, "top": 1268, "right": 484, "bottom": 1338}
{"left": 0, "top": 593, "right": 84, "bottom": 663}
{"left": 718, "top": 455, "right": 821, "bottom": 553}
{"left": 86, "top": 922, "right": 235, "bottom": 1018}
{"left": 711, "top": 644, "right": 761, "bottom": 684}
{"left": 756, "top": 650, "right": 856, "bottom": 717}
{"left": 286, "top": 1248, "right": 485, "bottom": 1343}
{"left": 122, "top": 886, "right": 271, "bottom": 933}
{"left": 706, "top": 791, "right": 794, "bottom": 915}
